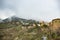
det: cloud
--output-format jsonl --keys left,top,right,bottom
{"left": 15, "top": 0, "right": 60, "bottom": 21}
{"left": 0, "top": 9, "right": 16, "bottom": 19}
{"left": 0, "top": 0, "right": 16, "bottom": 19}
{"left": 0, "top": 0, "right": 60, "bottom": 21}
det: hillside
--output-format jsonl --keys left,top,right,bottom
{"left": 0, "top": 17, "right": 60, "bottom": 40}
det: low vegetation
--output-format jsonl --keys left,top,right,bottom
{"left": 0, "top": 17, "right": 60, "bottom": 40}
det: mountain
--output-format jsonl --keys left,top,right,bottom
{"left": 2, "top": 17, "right": 11, "bottom": 23}
{"left": 0, "top": 19, "right": 3, "bottom": 23}
{"left": 2, "top": 16, "right": 29, "bottom": 23}
{"left": 11, "top": 16, "right": 27, "bottom": 22}
{"left": 2, "top": 16, "right": 38, "bottom": 24}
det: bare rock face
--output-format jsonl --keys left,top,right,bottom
{"left": 51, "top": 18, "right": 60, "bottom": 31}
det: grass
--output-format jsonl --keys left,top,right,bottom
{"left": 0, "top": 23, "right": 60, "bottom": 40}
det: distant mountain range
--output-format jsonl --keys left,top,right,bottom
{"left": 0, "top": 16, "right": 38, "bottom": 23}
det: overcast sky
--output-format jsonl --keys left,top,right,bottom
{"left": 0, "top": 0, "right": 60, "bottom": 21}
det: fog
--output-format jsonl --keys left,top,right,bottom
{"left": 0, "top": 0, "right": 60, "bottom": 21}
